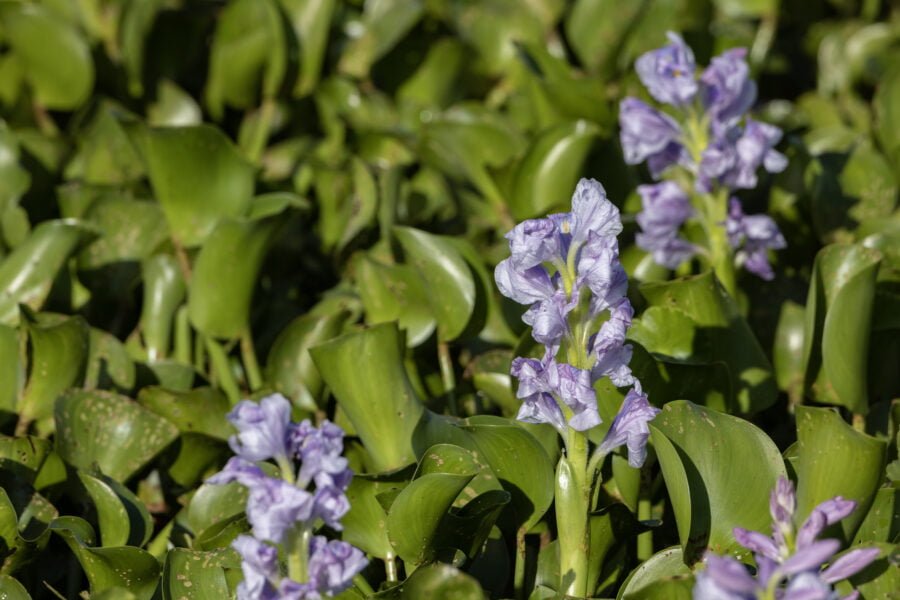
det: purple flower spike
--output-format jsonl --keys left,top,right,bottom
{"left": 307, "top": 536, "right": 369, "bottom": 597}
{"left": 227, "top": 394, "right": 294, "bottom": 462}
{"left": 597, "top": 385, "right": 660, "bottom": 467}
{"left": 619, "top": 97, "right": 684, "bottom": 175}
{"left": 590, "top": 299, "right": 635, "bottom": 387}
{"left": 556, "top": 364, "right": 601, "bottom": 431}
{"left": 292, "top": 420, "right": 352, "bottom": 489}
{"left": 635, "top": 182, "right": 696, "bottom": 269}
{"left": 246, "top": 477, "right": 314, "bottom": 543}
{"left": 636, "top": 31, "right": 698, "bottom": 106}
{"left": 233, "top": 535, "right": 280, "bottom": 600}
{"left": 700, "top": 48, "right": 757, "bottom": 133}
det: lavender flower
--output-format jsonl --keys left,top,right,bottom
{"left": 597, "top": 385, "right": 661, "bottom": 467}
{"left": 726, "top": 199, "right": 786, "bottom": 280}
{"left": 228, "top": 394, "right": 294, "bottom": 462}
{"left": 700, "top": 48, "right": 757, "bottom": 133}
{"left": 635, "top": 182, "right": 697, "bottom": 269}
{"left": 208, "top": 400, "right": 367, "bottom": 598}
{"left": 619, "top": 98, "right": 684, "bottom": 177}
{"left": 635, "top": 31, "right": 698, "bottom": 106}
{"left": 693, "top": 477, "right": 879, "bottom": 600}
{"left": 511, "top": 354, "right": 599, "bottom": 433}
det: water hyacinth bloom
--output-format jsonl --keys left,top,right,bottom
{"left": 597, "top": 385, "right": 660, "bottom": 467}
{"left": 700, "top": 48, "right": 757, "bottom": 133}
{"left": 726, "top": 199, "right": 786, "bottom": 281}
{"left": 209, "top": 398, "right": 367, "bottom": 599}
{"left": 619, "top": 97, "right": 685, "bottom": 177}
{"left": 635, "top": 31, "right": 698, "bottom": 106}
{"left": 693, "top": 476, "right": 879, "bottom": 599}
{"left": 635, "top": 182, "right": 697, "bottom": 269}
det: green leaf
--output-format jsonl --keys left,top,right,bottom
{"left": 397, "top": 38, "right": 466, "bottom": 109}
{"left": 69, "top": 105, "right": 145, "bottom": 186}
{"left": 803, "top": 244, "right": 882, "bottom": 414}
{"left": 279, "top": 0, "right": 336, "bottom": 96}
{"left": 139, "top": 255, "right": 186, "bottom": 362}
{"left": 773, "top": 301, "right": 805, "bottom": 405}
{"left": 617, "top": 546, "right": 692, "bottom": 600}
{"left": 565, "top": 0, "right": 643, "bottom": 76}
{"left": 205, "top": 0, "right": 287, "bottom": 118}
{"left": 0, "top": 575, "right": 31, "bottom": 599}
{"left": 161, "top": 548, "right": 237, "bottom": 600}
{"left": 18, "top": 311, "right": 90, "bottom": 430}
{"left": 55, "top": 389, "right": 179, "bottom": 481}
{"left": 0, "top": 435, "right": 51, "bottom": 485}
{"left": 394, "top": 226, "right": 476, "bottom": 342}
{"left": 794, "top": 406, "right": 886, "bottom": 543}
{"left": 386, "top": 471, "right": 474, "bottom": 566}
{"left": 342, "top": 475, "right": 395, "bottom": 559}
{"left": 147, "top": 80, "right": 203, "bottom": 127}
{"left": 51, "top": 517, "right": 160, "bottom": 600}
{"left": 650, "top": 401, "right": 786, "bottom": 562}
{"left": 712, "top": 0, "right": 778, "bottom": 18}
{"left": 510, "top": 120, "right": 601, "bottom": 220}
{"left": 186, "top": 481, "right": 248, "bottom": 538}
{"left": 0, "top": 220, "right": 97, "bottom": 324}
{"left": 639, "top": 272, "right": 778, "bottom": 414}
{"left": 188, "top": 194, "right": 298, "bottom": 339}
{"left": 0, "top": 1, "right": 94, "bottom": 110}
{"left": 77, "top": 470, "right": 152, "bottom": 548}
{"left": 77, "top": 197, "right": 167, "bottom": 272}
{"left": 0, "top": 324, "right": 20, "bottom": 415}
{"left": 137, "top": 387, "right": 231, "bottom": 440}
{"left": 397, "top": 563, "right": 487, "bottom": 599}
{"left": 462, "top": 417, "right": 555, "bottom": 534}
{"left": 310, "top": 322, "right": 425, "bottom": 472}
{"left": 119, "top": 0, "right": 167, "bottom": 96}
{"left": 628, "top": 306, "right": 702, "bottom": 363}
{"left": 356, "top": 255, "right": 435, "bottom": 347}
{"left": 337, "top": 0, "right": 424, "bottom": 78}
{"left": 449, "top": 0, "right": 544, "bottom": 76}
{"left": 875, "top": 65, "right": 900, "bottom": 168}
{"left": 265, "top": 310, "right": 347, "bottom": 410}
{"left": 85, "top": 328, "right": 136, "bottom": 394}
{"left": 0, "top": 122, "right": 30, "bottom": 215}
{"left": 852, "top": 487, "right": 899, "bottom": 545}
{"left": 0, "top": 484, "right": 56, "bottom": 575}
{"left": 135, "top": 125, "right": 255, "bottom": 248}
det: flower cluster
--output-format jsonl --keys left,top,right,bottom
{"left": 620, "top": 32, "right": 787, "bottom": 280}
{"left": 208, "top": 394, "right": 367, "bottom": 599}
{"left": 694, "top": 477, "right": 879, "bottom": 600}
{"left": 495, "top": 178, "right": 659, "bottom": 467}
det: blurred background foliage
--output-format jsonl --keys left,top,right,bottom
{"left": 0, "top": 0, "right": 898, "bottom": 598}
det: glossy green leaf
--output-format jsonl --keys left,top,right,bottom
{"left": 395, "top": 226, "right": 476, "bottom": 342}
{"left": 205, "top": 0, "right": 286, "bottom": 118}
{"left": 397, "top": 563, "right": 487, "bottom": 599}
{"left": 77, "top": 470, "right": 152, "bottom": 548}
{"left": 147, "top": 80, "right": 203, "bottom": 127}
{"left": 342, "top": 475, "right": 395, "bottom": 559}
{"left": 874, "top": 65, "right": 900, "bottom": 168}
{"left": 565, "top": 0, "right": 643, "bottom": 75}
{"left": 640, "top": 272, "right": 777, "bottom": 414}
{"left": 187, "top": 481, "right": 248, "bottom": 537}
{"left": 0, "top": 220, "right": 96, "bottom": 324}
{"left": 852, "top": 487, "right": 899, "bottom": 545}
{"left": 628, "top": 306, "right": 702, "bottom": 363}
{"left": 397, "top": 38, "right": 466, "bottom": 109}
{"left": 0, "top": 574, "right": 30, "bottom": 599}
{"left": 85, "top": 328, "right": 136, "bottom": 394}
{"left": 265, "top": 310, "right": 347, "bottom": 410}
{"left": 161, "top": 548, "right": 237, "bottom": 600}
{"left": 449, "top": 0, "right": 544, "bottom": 76}
{"left": 188, "top": 194, "right": 298, "bottom": 339}
{"left": 119, "top": 0, "right": 167, "bottom": 96}
{"left": 650, "top": 401, "right": 786, "bottom": 562}
{"left": 386, "top": 471, "right": 474, "bottom": 566}
{"left": 0, "top": 325, "right": 19, "bottom": 415}
{"left": 0, "top": 2, "right": 94, "bottom": 110}
{"left": 356, "top": 255, "right": 435, "bottom": 347}
{"left": 462, "top": 417, "right": 555, "bottom": 533}
{"left": 0, "top": 436, "right": 51, "bottom": 485}
{"left": 0, "top": 123, "right": 30, "bottom": 215}
{"left": 617, "top": 546, "right": 692, "bottom": 600}
{"left": 794, "top": 406, "right": 886, "bottom": 543}
{"left": 337, "top": 0, "right": 424, "bottom": 78}
{"left": 55, "top": 389, "right": 179, "bottom": 481}
{"left": 139, "top": 255, "right": 186, "bottom": 362}
{"left": 279, "top": 0, "right": 336, "bottom": 96}
{"left": 51, "top": 517, "right": 160, "bottom": 600}
{"left": 0, "top": 484, "right": 56, "bottom": 575}
{"left": 310, "top": 322, "right": 425, "bottom": 472}
{"left": 773, "top": 301, "right": 805, "bottom": 405}
{"left": 802, "top": 244, "right": 882, "bottom": 414}
{"left": 69, "top": 105, "right": 145, "bottom": 186}
{"left": 17, "top": 311, "right": 90, "bottom": 431}
{"left": 77, "top": 197, "right": 167, "bottom": 271}
{"left": 135, "top": 125, "right": 255, "bottom": 248}
{"left": 137, "top": 386, "right": 231, "bottom": 440}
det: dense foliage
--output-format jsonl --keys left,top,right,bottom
{"left": 0, "top": 0, "right": 897, "bottom": 598}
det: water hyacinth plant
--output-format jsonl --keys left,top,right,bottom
{"left": 209, "top": 394, "right": 367, "bottom": 598}
{"left": 694, "top": 477, "right": 880, "bottom": 600}
{"left": 621, "top": 32, "right": 788, "bottom": 295}
{"left": 496, "top": 178, "right": 660, "bottom": 597}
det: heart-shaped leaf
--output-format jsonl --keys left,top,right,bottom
{"left": 650, "top": 401, "right": 786, "bottom": 563}
{"left": 55, "top": 389, "right": 179, "bottom": 481}
{"left": 793, "top": 405, "right": 886, "bottom": 542}
{"left": 802, "top": 244, "right": 882, "bottom": 414}
{"left": 310, "top": 322, "right": 425, "bottom": 472}
{"left": 77, "top": 470, "right": 152, "bottom": 548}
{"left": 355, "top": 255, "right": 435, "bottom": 347}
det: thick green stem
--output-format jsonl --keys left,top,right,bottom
{"left": 514, "top": 528, "right": 527, "bottom": 600}
{"left": 174, "top": 306, "right": 191, "bottom": 365}
{"left": 703, "top": 191, "right": 737, "bottom": 297}
{"left": 557, "top": 432, "right": 591, "bottom": 598}
{"left": 385, "top": 553, "right": 398, "bottom": 583}
{"left": 205, "top": 336, "right": 241, "bottom": 404}
{"left": 637, "top": 494, "right": 653, "bottom": 561}
{"left": 246, "top": 98, "right": 277, "bottom": 164}
{"left": 438, "top": 341, "right": 458, "bottom": 415}
{"left": 240, "top": 329, "right": 263, "bottom": 391}
{"left": 286, "top": 528, "right": 311, "bottom": 583}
